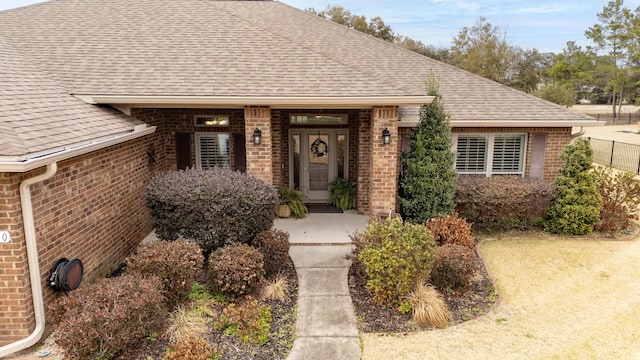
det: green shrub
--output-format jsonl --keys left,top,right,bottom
{"left": 146, "top": 168, "right": 278, "bottom": 253}
{"left": 357, "top": 217, "right": 436, "bottom": 311}
{"left": 546, "top": 139, "right": 602, "bottom": 235}
{"left": 430, "top": 244, "right": 476, "bottom": 291}
{"left": 455, "top": 175, "right": 552, "bottom": 231}
{"left": 48, "top": 273, "right": 166, "bottom": 359}
{"left": 277, "top": 187, "right": 308, "bottom": 219}
{"left": 328, "top": 177, "right": 357, "bottom": 211}
{"left": 593, "top": 167, "right": 640, "bottom": 233}
{"left": 207, "top": 243, "right": 265, "bottom": 297}
{"left": 214, "top": 296, "right": 272, "bottom": 345}
{"left": 252, "top": 229, "right": 290, "bottom": 277}
{"left": 426, "top": 213, "right": 474, "bottom": 248}
{"left": 125, "top": 240, "right": 204, "bottom": 309}
{"left": 398, "top": 76, "right": 457, "bottom": 224}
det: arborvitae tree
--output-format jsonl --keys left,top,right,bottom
{"left": 398, "top": 72, "right": 457, "bottom": 224}
{"left": 546, "top": 138, "right": 602, "bottom": 235}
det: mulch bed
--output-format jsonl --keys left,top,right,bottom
{"left": 348, "top": 247, "right": 496, "bottom": 333}
{"left": 122, "top": 260, "right": 299, "bottom": 360}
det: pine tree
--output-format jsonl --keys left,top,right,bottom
{"left": 398, "top": 72, "right": 457, "bottom": 224}
{"left": 545, "top": 138, "right": 602, "bottom": 235}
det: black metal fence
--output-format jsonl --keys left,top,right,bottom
{"left": 587, "top": 137, "right": 640, "bottom": 174}
{"left": 587, "top": 113, "right": 640, "bottom": 125}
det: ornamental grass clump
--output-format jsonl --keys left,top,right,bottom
{"left": 146, "top": 168, "right": 277, "bottom": 253}
{"left": 125, "top": 239, "right": 204, "bottom": 309}
{"left": 356, "top": 217, "right": 436, "bottom": 311}
{"left": 407, "top": 282, "right": 452, "bottom": 328}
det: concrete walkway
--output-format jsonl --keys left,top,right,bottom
{"left": 274, "top": 212, "right": 369, "bottom": 360}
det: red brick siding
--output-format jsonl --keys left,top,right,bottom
{"left": 0, "top": 135, "right": 158, "bottom": 345}
{"left": 368, "top": 107, "right": 399, "bottom": 218}
{"left": 131, "top": 108, "right": 246, "bottom": 173}
{"left": 357, "top": 110, "right": 372, "bottom": 215}
{"left": 245, "top": 107, "right": 273, "bottom": 185}
{"left": 0, "top": 171, "right": 32, "bottom": 343}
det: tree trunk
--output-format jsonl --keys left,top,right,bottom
{"left": 617, "top": 80, "right": 625, "bottom": 119}
{"left": 612, "top": 86, "right": 618, "bottom": 121}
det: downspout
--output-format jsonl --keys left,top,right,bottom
{"left": 571, "top": 127, "right": 585, "bottom": 139}
{"left": 0, "top": 163, "right": 58, "bottom": 358}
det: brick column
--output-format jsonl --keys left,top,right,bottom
{"left": 369, "top": 106, "right": 399, "bottom": 218}
{"left": 244, "top": 106, "right": 273, "bottom": 185}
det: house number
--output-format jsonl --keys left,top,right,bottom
{"left": 0, "top": 231, "right": 10, "bottom": 243}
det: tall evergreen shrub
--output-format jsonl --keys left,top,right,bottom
{"left": 399, "top": 72, "right": 457, "bottom": 224}
{"left": 546, "top": 138, "right": 602, "bottom": 235}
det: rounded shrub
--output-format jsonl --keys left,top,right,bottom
{"left": 208, "top": 243, "right": 265, "bottom": 297}
{"left": 48, "top": 273, "right": 166, "bottom": 360}
{"left": 357, "top": 217, "right": 436, "bottom": 311}
{"left": 125, "top": 240, "right": 204, "bottom": 308}
{"left": 426, "top": 213, "right": 474, "bottom": 248}
{"left": 252, "top": 229, "right": 290, "bottom": 277}
{"left": 430, "top": 243, "right": 476, "bottom": 291}
{"left": 146, "top": 168, "right": 278, "bottom": 253}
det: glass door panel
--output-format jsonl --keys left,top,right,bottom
{"left": 290, "top": 129, "right": 348, "bottom": 203}
{"left": 308, "top": 134, "right": 330, "bottom": 192}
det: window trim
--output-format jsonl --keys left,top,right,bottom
{"left": 453, "top": 133, "right": 527, "bottom": 176}
{"left": 194, "top": 115, "right": 230, "bottom": 127}
{"left": 195, "top": 132, "right": 231, "bottom": 169}
{"left": 289, "top": 114, "right": 348, "bottom": 125}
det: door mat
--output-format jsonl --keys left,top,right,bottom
{"left": 306, "top": 204, "right": 343, "bottom": 213}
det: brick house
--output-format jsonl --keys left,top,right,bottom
{"left": 0, "top": 0, "right": 601, "bottom": 354}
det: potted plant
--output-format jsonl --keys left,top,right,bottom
{"left": 277, "top": 187, "right": 308, "bottom": 219}
{"left": 328, "top": 177, "right": 357, "bottom": 211}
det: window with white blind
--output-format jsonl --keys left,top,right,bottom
{"left": 454, "top": 134, "right": 526, "bottom": 176}
{"left": 455, "top": 136, "right": 488, "bottom": 172}
{"left": 195, "top": 133, "right": 230, "bottom": 169}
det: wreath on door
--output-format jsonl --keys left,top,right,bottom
{"left": 310, "top": 137, "right": 328, "bottom": 157}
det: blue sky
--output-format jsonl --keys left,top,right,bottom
{"left": 3, "top": 0, "right": 640, "bottom": 53}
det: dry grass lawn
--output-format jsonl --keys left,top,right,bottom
{"left": 361, "top": 231, "right": 640, "bottom": 359}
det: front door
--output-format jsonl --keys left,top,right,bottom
{"left": 290, "top": 129, "right": 348, "bottom": 203}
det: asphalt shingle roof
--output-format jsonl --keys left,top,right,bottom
{"left": 0, "top": 34, "right": 143, "bottom": 158}
{"left": 0, "top": 0, "right": 599, "bottom": 159}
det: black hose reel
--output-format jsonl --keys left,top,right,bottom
{"left": 48, "top": 258, "right": 84, "bottom": 293}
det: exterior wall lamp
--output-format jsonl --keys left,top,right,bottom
{"left": 253, "top": 128, "right": 262, "bottom": 145}
{"left": 382, "top": 128, "right": 391, "bottom": 145}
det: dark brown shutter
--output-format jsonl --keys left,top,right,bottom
{"left": 529, "top": 133, "right": 547, "bottom": 179}
{"left": 233, "top": 133, "right": 246, "bottom": 173}
{"left": 175, "top": 132, "right": 192, "bottom": 170}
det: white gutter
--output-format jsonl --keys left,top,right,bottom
{"left": 398, "top": 119, "right": 607, "bottom": 128}
{"left": 75, "top": 95, "right": 434, "bottom": 109}
{"left": 0, "top": 126, "right": 156, "bottom": 173}
{"left": 449, "top": 120, "right": 606, "bottom": 127}
{"left": 0, "top": 163, "right": 57, "bottom": 358}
